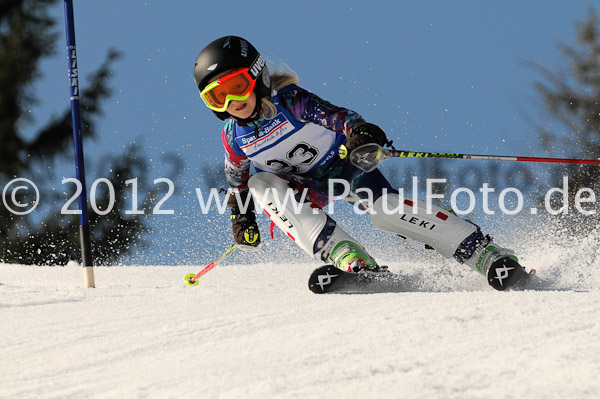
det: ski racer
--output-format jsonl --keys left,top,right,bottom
{"left": 193, "top": 35, "right": 530, "bottom": 290}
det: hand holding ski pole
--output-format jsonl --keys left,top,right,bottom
{"left": 184, "top": 244, "right": 237, "bottom": 286}
{"left": 342, "top": 143, "right": 600, "bottom": 173}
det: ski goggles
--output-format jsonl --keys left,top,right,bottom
{"left": 199, "top": 68, "right": 256, "bottom": 112}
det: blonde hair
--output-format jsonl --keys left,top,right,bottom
{"left": 261, "top": 69, "right": 299, "bottom": 120}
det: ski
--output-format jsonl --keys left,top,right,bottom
{"left": 308, "top": 264, "right": 542, "bottom": 293}
{"left": 511, "top": 268, "right": 544, "bottom": 290}
{"left": 308, "top": 265, "right": 403, "bottom": 294}
{"left": 486, "top": 257, "right": 537, "bottom": 291}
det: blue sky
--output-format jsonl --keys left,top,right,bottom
{"left": 30, "top": 1, "right": 592, "bottom": 264}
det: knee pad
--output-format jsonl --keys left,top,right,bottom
{"left": 370, "top": 193, "right": 477, "bottom": 258}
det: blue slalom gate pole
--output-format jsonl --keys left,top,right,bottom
{"left": 64, "top": 0, "right": 95, "bottom": 287}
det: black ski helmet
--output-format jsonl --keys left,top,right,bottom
{"left": 194, "top": 36, "right": 271, "bottom": 121}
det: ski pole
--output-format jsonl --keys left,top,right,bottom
{"left": 184, "top": 244, "right": 237, "bottom": 286}
{"left": 340, "top": 143, "right": 600, "bottom": 173}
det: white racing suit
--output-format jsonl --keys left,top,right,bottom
{"left": 221, "top": 83, "right": 519, "bottom": 288}
{"left": 245, "top": 165, "right": 509, "bottom": 281}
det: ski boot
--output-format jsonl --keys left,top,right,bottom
{"left": 329, "top": 240, "right": 389, "bottom": 274}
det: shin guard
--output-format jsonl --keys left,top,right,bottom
{"left": 249, "top": 172, "right": 327, "bottom": 256}
{"left": 370, "top": 193, "right": 477, "bottom": 258}
{"left": 248, "top": 172, "right": 377, "bottom": 270}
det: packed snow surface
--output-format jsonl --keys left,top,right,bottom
{"left": 1, "top": 243, "right": 599, "bottom": 398}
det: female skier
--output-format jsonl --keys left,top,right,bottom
{"left": 193, "top": 35, "right": 530, "bottom": 290}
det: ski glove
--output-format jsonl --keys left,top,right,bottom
{"left": 231, "top": 213, "right": 261, "bottom": 251}
{"left": 340, "top": 122, "right": 390, "bottom": 159}
{"left": 228, "top": 189, "right": 261, "bottom": 252}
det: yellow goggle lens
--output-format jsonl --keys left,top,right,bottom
{"left": 200, "top": 69, "right": 256, "bottom": 112}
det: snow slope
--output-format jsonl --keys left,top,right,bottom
{"left": 1, "top": 245, "right": 599, "bottom": 399}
